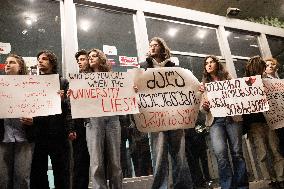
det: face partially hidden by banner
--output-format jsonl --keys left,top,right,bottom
{"left": 132, "top": 67, "right": 201, "bottom": 133}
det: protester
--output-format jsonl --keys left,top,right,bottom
{"left": 243, "top": 56, "right": 284, "bottom": 188}
{"left": 200, "top": 55, "right": 249, "bottom": 189}
{"left": 69, "top": 49, "right": 90, "bottom": 189}
{"left": 87, "top": 48, "right": 123, "bottom": 189}
{"left": 140, "top": 37, "right": 194, "bottom": 189}
{"left": 0, "top": 54, "right": 35, "bottom": 189}
{"left": 30, "top": 50, "right": 72, "bottom": 189}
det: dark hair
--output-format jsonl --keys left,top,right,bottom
{"left": 245, "top": 56, "right": 266, "bottom": 77}
{"left": 37, "top": 50, "right": 58, "bottom": 74}
{"left": 88, "top": 48, "right": 111, "bottom": 72}
{"left": 75, "top": 49, "right": 88, "bottom": 60}
{"left": 147, "top": 37, "right": 171, "bottom": 61}
{"left": 202, "top": 55, "right": 230, "bottom": 83}
{"left": 6, "top": 54, "right": 27, "bottom": 75}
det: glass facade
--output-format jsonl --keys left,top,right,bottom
{"left": 267, "top": 35, "right": 284, "bottom": 78}
{"left": 76, "top": 4, "right": 138, "bottom": 72}
{"left": 0, "top": 0, "right": 62, "bottom": 74}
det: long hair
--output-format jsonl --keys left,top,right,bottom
{"left": 37, "top": 50, "right": 58, "bottom": 74}
{"left": 147, "top": 37, "right": 171, "bottom": 61}
{"left": 245, "top": 56, "right": 266, "bottom": 77}
{"left": 264, "top": 57, "right": 279, "bottom": 69}
{"left": 202, "top": 55, "right": 230, "bottom": 83}
{"left": 6, "top": 54, "right": 27, "bottom": 75}
{"left": 88, "top": 48, "right": 111, "bottom": 72}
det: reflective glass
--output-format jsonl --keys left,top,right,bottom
{"left": 146, "top": 18, "right": 221, "bottom": 55}
{"left": 76, "top": 5, "right": 138, "bottom": 72}
{"left": 0, "top": 0, "right": 61, "bottom": 74}
{"left": 267, "top": 35, "right": 284, "bottom": 78}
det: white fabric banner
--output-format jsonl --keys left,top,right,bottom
{"left": 68, "top": 72, "right": 139, "bottom": 118}
{"left": 205, "top": 75, "right": 269, "bottom": 117}
{"left": 132, "top": 67, "right": 201, "bottom": 133}
{"left": 0, "top": 74, "right": 61, "bottom": 118}
{"left": 263, "top": 78, "right": 284, "bottom": 130}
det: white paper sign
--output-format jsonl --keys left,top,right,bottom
{"left": 263, "top": 78, "right": 284, "bottom": 129}
{"left": 119, "top": 56, "right": 139, "bottom": 67}
{"left": 206, "top": 75, "right": 269, "bottom": 117}
{"left": 0, "top": 42, "right": 11, "bottom": 54}
{"left": 68, "top": 72, "right": 139, "bottom": 118}
{"left": 103, "top": 45, "right": 117, "bottom": 55}
{"left": 0, "top": 74, "right": 61, "bottom": 118}
{"left": 132, "top": 67, "right": 201, "bottom": 132}
{"left": 23, "top": 57, "right": 38, "bottom": 67}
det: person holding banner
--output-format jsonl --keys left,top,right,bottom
{"left": 0, "top": 54, "right": 35, "bottom": 189}
{"left": 200, "top": 55, "right": 249, "bottom": 189}
{"left": 244, "top": 56, "right": 284, "bottom": 188}
{"left": 30, "top": 50, "right": 72, "bottom": 189}
{"left": 264, "top": 57, "right": 284, "bottom": 157}
{"left": 87, "top": 48, "right": 123, "bottom": 189}
{"left": 68, "top": 49, "right": 90, "bottom": 189}
{"left": 140, "top": 37, "right": 194, "bottom": 189}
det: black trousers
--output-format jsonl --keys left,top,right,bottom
{"left": 72, "top": 132, "right": 90, "bottom": 189}
{"left": 30, "top": 138, "right": 71, "bottom": 189}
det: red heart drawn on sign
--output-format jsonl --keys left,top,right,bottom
{"left": 245, "top": 77, "right": 256, "bottom": 86}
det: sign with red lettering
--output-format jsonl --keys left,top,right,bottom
{"left": 68, "top": 72, "right": 139, "bottom": 118}
{"left": 205, "top": 75, "right": 269, "bottom": 117}
{"left": 119, "top": 56, "right": 139, "bottom": 67}
{"left": 0, "top": 42, "right": 11, "bottom": 54}
{"left": 132, "top": 67, "right": 201, "bottom": 132}
{"left": 0, "top": 74, "right": 61, "bottom": 118}
{"left": 263, "top": 78, "right": 284, "bottom": 129}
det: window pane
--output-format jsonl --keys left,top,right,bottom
{"left": 174, "top": 55, "right": 204, "bottom": 82}
{"left": 146, "top": 18, "right": 221, "bottom": 55}
{"left": 234, "top": 59, "right": 248, "bottom": 78}
{"left": 0, "top": 0, "right": 62, "bottom": 74}
{"left": 267, "top": 35, "right": 284, "bottom": 78}
{"left": 76, "top": 5, "right": 138, "bottom": 72}
{"left": 226, "top": 29, "right": 260, "bottom": 57}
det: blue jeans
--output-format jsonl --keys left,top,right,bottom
{"left": 210, "top": 117, "right": 248, "bottom": 189}
{"left": 150, "top": 130, "right": 193, "bottom": 189}
{"left": 88, "top": 116, "right": 122, "bottom": 189}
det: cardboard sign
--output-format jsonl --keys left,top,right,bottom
{"left": 263, "top": 78, "right": 284, "bottom": 129}
{"left": 0, "top": 74, "right": 61, "bottom": 118}
{"left": 132, "top": 67, "right": 201, "bottom": 132}
{"left": 119, "top": 56, "right": 139, "bottom": 67}
{"left": 205, "top": 75, "right": 269, "bottom": 117}
{"left": 68, "top": 72, "right": 139, "bottom": 118}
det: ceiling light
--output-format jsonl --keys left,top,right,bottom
{"left": 167, "top": 28, "right": 178, "bottom": 37}
{"left": 196, "top": 30, "right": 207, "bottom": 39}
{"left": 80, "top": 19, "right": 91, "bottom": 32}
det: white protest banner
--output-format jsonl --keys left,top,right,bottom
{"left": 132, "top": 67, "right": 201, "bottom": 133}
{"left": 205, "top": 75, "right": 269, "bottom": 117}
{"left": 68, "top": 72, "right": 139, "bottom": 118}
{"left": 263, "top": 78, "right": 284, "bottom": 130}
{"left": 0, "top": 74, "right": 61, "bottom": 118}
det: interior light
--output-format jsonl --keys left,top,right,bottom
{"left": 80, "top": 19, "right": 91, "bottom": 32}
{"left": 25, "top": 17, "right": 32, "bottom": 26}
{"left": 250, "top": 44, "right": 258, "bottom": 48}
{"left": 167, "top": 28, "right": 178, "bottom": 37}
{"left": 225, "top": 31, "right": 231, "bottom": 37}
{"left": 196, "top": 29, "right": 207, "bottom": 39}
{"left": 24, "top": 12, "right": 37, "bottom": 26}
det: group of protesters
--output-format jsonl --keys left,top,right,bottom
{"left": 0, "top": 36, "right": 284, "bottom": 189}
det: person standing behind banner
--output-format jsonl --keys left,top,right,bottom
{"left": 30, "top": 50, "right": 72, "bottom": 189}
{"left": 68, "top": 49, "right": 90, "bottom": 189}
{"left": 200, "top": 55, "right": 249, "bottom": 189}
{"left": 87, "top": 48, "right": 123, "bottom": 189}
{"left": 265, "top": 58, "right": 284, "bottom": 157}
{"left": 140, "top": 37, "right": 193, "bottom": 189}
{"left": 243, "top": 56, "right": 284, "bottom": 188}
{"left": 0, "top": 54, "right": 35, "bottom": 189}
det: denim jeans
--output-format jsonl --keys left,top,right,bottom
{"left": 88, "top": 116, "right": 122, "bottom": 189}
{"left": 150, "top": 130, "right": 193, "bottom": 189}
{"left": 210, "top": 117, "right": 248, "bottom": 189}
{"left": 0, "top": 142, "right": 34, "bottom": 189}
